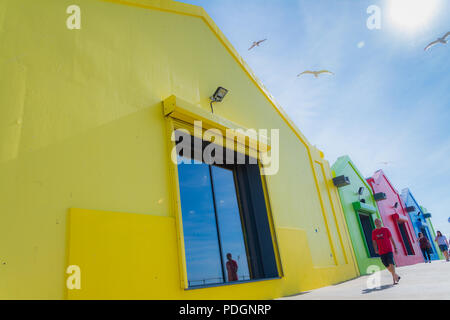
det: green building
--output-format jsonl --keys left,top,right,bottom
{"left": 332, "top": 156, "right": 385, "bottom": 275}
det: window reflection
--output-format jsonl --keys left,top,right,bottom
{"left": 177, "top": 161, "right": 224, "bottom": 287}
{"left": 211, "top": 166, "right": 251, "bottom": 282}
{"left": 177, "top": 158, "right": 252, "bottom": 287}
{"left": 175, "top": 130, "right": 279, "bottom": 287}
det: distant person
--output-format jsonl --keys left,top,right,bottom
{"left": 372, "top": 219, "right": 401, "bottom": 285}
{"left": 435, "top": 231, "right": 449, "bottom": 262}
{"left": 418, "top": 232, "right": 432, "bottom": 263}
{"left": 226, "top": 253, "right": 238, "bottom": 282}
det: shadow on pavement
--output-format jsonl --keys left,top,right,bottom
{"left": 362, "top": 284, "right": 394, "bottom": 294}
{"left": 331, "top": 276, "right": 360, "bottom": 286}
{"left": 281, "top": 291, "right": 311, "bottom": 298}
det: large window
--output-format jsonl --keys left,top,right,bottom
{"left": 176, "top": 133, "right": 278, "bottom": 288}
{"left": 358, "top": 214, "right": 378, "bottom": 258}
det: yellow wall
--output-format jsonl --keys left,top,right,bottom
{"left": 0, "top": 0, "right": 358, "bottom": 299}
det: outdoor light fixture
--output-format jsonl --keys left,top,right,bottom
{"left": 406, "top": 206, "right": 416, "bottom": 213}
{"left": 210, "top": 87, "right": 228, "bottom": 102}
{"left": 357, "top": 187, "right": 365, "bottom": 202}
{"left": 393, "top": 202, "right": 399, "bottom": 209}
{"left": 209, "top": 86, "right": 229, "bottom": 113}
{"left": 373, "top": 192, "right": 387, "bottom": 201}
{"left": 332, "top": 175, "right": 350, "bottom": 188}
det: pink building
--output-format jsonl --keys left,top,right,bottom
{"left": 367, "top": 170, "right": 423, "bottom": 267}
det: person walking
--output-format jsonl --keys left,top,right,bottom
{"left": 372, "top": 219, "right": 401, "bottom": 285}
{"left": 418, "top": 232, "right": 432, "bottom": 263}
{"left": 435, "top": 231, "right": 449, "bottom": 262}
{"left": 225, "top": 253, "right": 239, "bottom": 282}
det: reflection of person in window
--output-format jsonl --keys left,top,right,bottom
{"left": 226, "top": 253, "right": 238, "bottom": 282}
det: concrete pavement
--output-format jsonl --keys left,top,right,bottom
{"left": 281, "top": 260, "right": 450, "bottom": 300}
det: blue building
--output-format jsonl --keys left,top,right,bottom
{"left": 401, "top": 188, "right": 439, "bottom": 261}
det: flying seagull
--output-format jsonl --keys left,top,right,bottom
{"left": 424, "top": 31, "right": 450, "bottom": 51}
{"left": 248, "top": 39, "right": 267, "bottom": 51}
{"left": 297, "top": 70, "right": 334, "bottom": 78}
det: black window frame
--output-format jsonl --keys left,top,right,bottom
{"left": 398, "top": 222, "right": 414, "bottom": 256}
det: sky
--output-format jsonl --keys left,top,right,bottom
{"left": 180, "top": 0, "right": 450, "bottom": 236}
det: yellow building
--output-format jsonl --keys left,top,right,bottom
{"left": 0, "top": 0, "right": 358, "bottom": 299}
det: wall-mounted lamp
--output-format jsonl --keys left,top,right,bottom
{"left": 357, "top": 187, "right": 365, "bottom": 202}
{"left": 393, "top": 202, "right": 399, "bottom": 209}
{"left": 406, "top": 206, "right": 416, "bottom": 213}
{"left": 209, "top": 87, "right": 229, "bottom": 113}
{"left": 373, "top": 192, "right": 387, "bottom": 201}
{"left": 333, "top": 175, "right": 350, "bottom": 188}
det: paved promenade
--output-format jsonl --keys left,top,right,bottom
{"left": 281, "top": 260, "right": 450, "bottom": 300}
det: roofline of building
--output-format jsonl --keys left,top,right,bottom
{"left": 332, "top": 155, "right": 374, "bottom": 195}
{"left": 101, "top": 0, "right": 316, "bottom": 152}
